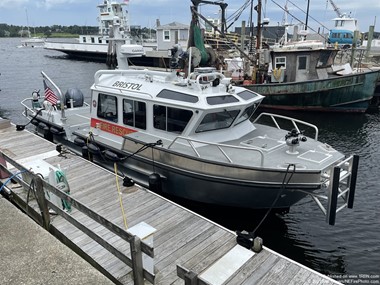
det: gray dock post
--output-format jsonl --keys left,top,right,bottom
{"left": 34, "top": 175, "right": 50, "bottom": 230}
{"left": 130, "top": 235, "right": 144, "bottom": 285}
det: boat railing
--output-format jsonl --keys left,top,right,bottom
{"left": 167, "top": 136, "right": 265, "bottom": 166}
{"left": 94, "top": 69, "right": 175, "bottom": 85}
{"left": 20, "top": 96, "right": 90, "bottom": 122}
{"left": 187, "top": 71, "right": 227, "bottom": 92}
{"left": 253, "top": 112, "right": 319, "bottom": 140}
{"left": 21, "top": 97, "right": 38, "bottom": 118}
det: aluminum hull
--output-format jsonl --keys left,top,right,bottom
{"left": 59, "top": 134, "right": 320, "bottom": 210}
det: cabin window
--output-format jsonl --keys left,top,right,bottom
{"left": 196, "top": 110, "right": 239, "bottom": 133}
{"left": 157, "top": 89, "right": 198, "bottom": 103}
{"left": 274, "top": 57, "right": 286, "bottom": 69}
{"left": 97, "top": 93, "right": 118, "bottom": 122}
{"left": 236, "top": 90, "right": 258, "bottom": 101}
{"left": 91, "top": 37, "right": 95, "bottom": 43}
{"left": 235, "top": 103, "right": 258, "bottom": 125}
{"left": 153, "top": 105, "right": 193, "bottom": 133}
{"left": 206, "top": 95, "right": 239, "bottom": 105}
{"left": 82, "top": 36, "right": 86, "bottom": 43}
{"left": 298, "top": 56, "right": 307, "bottom": 70}
{"left": 123, "top": 99, "right": 146, "bottom": 129}
{"left": 344, "top": 33, "right": 353, "bottom": 39}
{"left": 163, "top": 30, "right": 170, "bottom": 41}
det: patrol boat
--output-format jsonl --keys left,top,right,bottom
{"left": 21, "top": 22, "right": 358, "bottom": 224}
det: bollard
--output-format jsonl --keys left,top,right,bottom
{"left": 253, "top": 237, "right": 263, "bottom": 253}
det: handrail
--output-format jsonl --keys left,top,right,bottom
{"left": 188, "top": 71, "right": 225, "bottom": 92}
{"left": 0, "top": 151, "right": 154, "bottom": 284}
{"left": 253, "top": 112, "right": 319, "bottom": 140}
{"left": 94, "top": 69, "right": 176, "bottom": 85}
{"left": 167, "top": 136, "right": 264, "bottom": 166}
{"left": 21, "top": 97, "right": 35, "bottom": 116}
{"left": 21, "top": 97, "right": 90, "bottom": 121}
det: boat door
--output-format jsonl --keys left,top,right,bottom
{"left": 296, "top": 55, "right": 310, "bottom": 81}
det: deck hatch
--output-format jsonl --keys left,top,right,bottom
{"left": 241, "top": 136, "right": 285, "bottom": 151}
{"left": 298, "top": 150, "right": 332, "bottom": 164}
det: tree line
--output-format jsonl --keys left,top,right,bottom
{"left": 0, "top": 23, "right": 156, "bottom": 38}
{"left": 0, "top": 23, "right": 98, "bottom": 37}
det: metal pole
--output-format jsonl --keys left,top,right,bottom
{"left": 305, "top": 0, "right": 310, "bottom": 31}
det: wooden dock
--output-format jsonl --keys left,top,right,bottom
{"left": 0, "top": 119, "right": 342, "bottom": 285}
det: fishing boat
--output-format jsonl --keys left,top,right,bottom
{"left": 241, "top": 43, "right": 380, "bottom": 112}
{"left": 188, "top": 0, "right": 379, "bottom": 112}
{"left": 20, "top": 18, "right": 358, "bottom": 224}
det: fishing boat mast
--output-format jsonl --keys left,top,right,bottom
{"left": 304, "top": 0, "right": 310, "bottom": 38}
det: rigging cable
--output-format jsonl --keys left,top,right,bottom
{"left": 271, "top": 0, "right": 328, "bottom": 40}
{"left": 286, "top": 0, "right": 330, "bottom": 32}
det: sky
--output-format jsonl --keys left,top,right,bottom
{"left": 0, "top": 0, "right": 379, "bottom": 34}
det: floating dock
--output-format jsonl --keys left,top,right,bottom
{"left": 0, "top": 119, "right": 342, "bottom": 285}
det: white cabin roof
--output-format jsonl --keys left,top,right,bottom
{"left": 91, "top": 69, "right": 263, "bottom": 111}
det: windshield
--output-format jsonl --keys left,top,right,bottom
{"left": 195, "top": 110, "right": 240, "bottom": 133}
{"left": 235, "top": 103, "right": 258, "bottom": 125}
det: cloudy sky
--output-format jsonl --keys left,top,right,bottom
{"left": 0, "top": 0, "right": 379, "bottom": 34}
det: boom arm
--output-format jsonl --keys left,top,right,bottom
{"left": 328, "top": 0, "right": 342, "bottom": 17}
{"left": 191, "top": 0, "right": 228, "bottom": 33}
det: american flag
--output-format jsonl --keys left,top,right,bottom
{"left": 43, "top": 79, "right": 58, "bottom": 105}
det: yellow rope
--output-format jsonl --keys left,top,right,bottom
{"left": 114, "top": 162, "right": 128, "bottom": 230}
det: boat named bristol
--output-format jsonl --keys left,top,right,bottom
{"left": 21, "top": 20, "right": 359, "bottom": 224}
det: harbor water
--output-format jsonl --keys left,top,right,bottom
{"left": 1, "top": 38, "right": 379, "bottom": 284}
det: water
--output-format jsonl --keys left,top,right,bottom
{"left": 1, "top": 38, "right": 380, "bottom": 284}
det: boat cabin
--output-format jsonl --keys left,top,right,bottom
{"left": 89, "top": 68, "right": 263, "bottom": 145}
{"left": 269, "top": 48, "right": 338, "bottom": 83}
{"left": 328, "top": 15, "right": 359, "bottom": 45}
{"left": 78, "top": 0, "right": 130, "bottom": 45}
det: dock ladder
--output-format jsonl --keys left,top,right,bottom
{"left": 311, "top": 155, "right": 359, "bottom": 225}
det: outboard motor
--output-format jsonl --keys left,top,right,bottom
{"left": 285, "top": 129, "right": 307, "bottom": 155}
{"left": 65, "top": 88, "right": 84, "bottom": 108}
